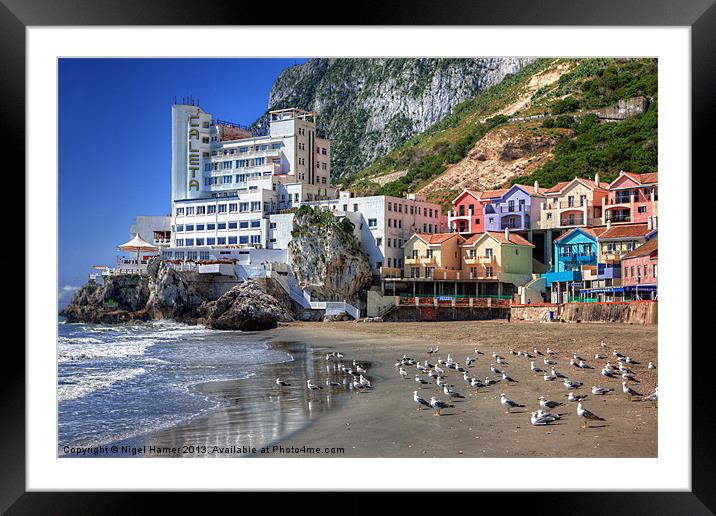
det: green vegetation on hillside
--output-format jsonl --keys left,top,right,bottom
{"left": 343, "top": 57, "right": 657, "bottom": 200}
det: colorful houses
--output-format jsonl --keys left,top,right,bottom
{"left": 543, "top": 227, "right": 605, "bottom": 303}
{"left": 482, "top": 184, "right": 546, "bottom": 232}
{"left": 447, "top": 190, "right": 487, "bottom": 234}
{"left": 536, "top": 175, "right": 609, "bottom": 230}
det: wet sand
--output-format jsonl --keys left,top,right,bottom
{"left": 135, "top": 320, "right": 657, "bottom": 458}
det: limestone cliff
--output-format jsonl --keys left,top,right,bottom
{"left": 251, "top": 58, "right": 536, "bottom": 178}
{"left": 288, "top": 206, "right": 372, "bottom": 302}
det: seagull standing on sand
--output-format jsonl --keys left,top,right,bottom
{"left": 430, "top": 397, "right": 453, "bottom": 416}
{"left": 399, "top": 367, "right": 408, "bottom": 380}
{"left": 531, "top": 361, "right": 544, "bottom": 373}
{"left": 413, "top": 390, "right": 431, "bottom": 410}
{"left": 444, "top": 385, "right": 465, "bottom": 399}
{"left": 500, "top": 393, "right": 524, "bottom": 413}
{"left": 502, "top": 372, "right": 518, "bottom": 383}
{"left": 648, "top": 362, "right": 656, "bottom": 369}
{"left": 485, "top": 376, "right": 500, "bottom": 386}
{"left": 415, "top": 375, "right": 428, "bottom": 385}
{"left": 531, "top": 411, "right": 558, "bottom": 426}
{"left": 622, "top": 381, "right": 643, "bottom": 399}
{"left": 538, "top": 396, "right": 563, "bottom": 409}
{"left": 490, "top": 364, "right": 502, "bottom": 375}
{"left": 577, "top": 401, "right": 606, "bottom": 428}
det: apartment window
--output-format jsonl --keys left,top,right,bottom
{"left": 223, "top": 161, "right": 232, "bottom": 169}
{"left": 368, "top": 218, "right": 378, "bottom": 228}
{"left": 228, "top": 222, "right": 238, "bottom": 230}
{"left": 468, "top": 249, "right": 476, "bottom": 258}
{"left": 185, "top": 239, "right": 194, "bottom": 246}
{"left": 353, "top": 204, "right": 358, "bottom": 212}
{"left": 186, "top": 207, "right": 195, "bottom": 215}
{"left": 426, "top": 249, "right": 433, "bottom": 258}
{"left": 176, "top": 207, "right": 184, "bottom": 216}
{"left": 176, "top": 225, "right": 184, "bottom": 232}
{"left": 251, "top": 220, "right": 261, "bottom": 228}
{"left": 228, "top": 236, "right": 238, "bottom": 245}
{"left": 322, "top": 147, "right": 327, "bottom": 155}
{"left": 546, "top": 213, "right": 552, "bottom": 220}
{"left": 485, "top": 248, "right": 493, "bottom": 258}
{"left": 240, "top": 202, "right": 249, "bottom": 212}
{"left": 251, "top": 202, "right": 261, "bottom": 211}
{"left": 218, "top": 204, "right": 227, "bottom": 213}
{"left": 185, "top": 224, "right": 194, "bottom": 231}
{"left": 207, "top": 223, "right": 215, "bottom": 230}
{"left": 204, "top": 163, "right": 212, "bottom": 172}
{"left": 217, "top": 223, "right": 227, "bottom": 230}
{"left": 223, "top": 176, "right": 232, "bottom": 184}
{"left": 217, "top": 237, "right": 226, "bottom": 245}
{"left": 196, "top": 206, "right": 205, "bottom": 215}
{"left": 508, "top": 200, "right": 515, "bottom": 212}
{"left": 624, "top": 266, "right": 629, "bottom": 277}
{"left": 250, "top": 235, "right": 261, "bottom": 244}
{"left": 475, "top": 218, "right": 480, "bottom": 225}
{"left": 638, "top": 206, "right": 647, "bottom": 213}
{"left": 229, "top": 203, "right": 238, "bottom": 212}
{"left": 376, "top": 238, "right": 382, "bottom": 247}
{"left": 653, "top": 264, "right": 658, "bottom": 277}
{"left": 485, "top": 266, "right": 494, "bottom": 278}
{"left": 426, "top": 267, "right": 433, "bottom": 278}
{"left": 239, "top": 236, "right": 249, "bottom": 245}
{"left": 580, "top": 195, "right": 587, "bottom": 207}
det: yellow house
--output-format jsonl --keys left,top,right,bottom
{"left": 403, "top": 233, "right": 464, "bottom": 279}
{"left": 460, "top": 229, "right": 534, "bottom": 286}
{"left": 536, "top": 176, "right": 608, "bottom": 230}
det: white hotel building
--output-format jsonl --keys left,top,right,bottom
{"left": 164, "top": 103, "right": 334, "bottom": 262}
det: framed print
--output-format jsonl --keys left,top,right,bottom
{"left": 4, "top": 0, "right": 709, "bottom": 511}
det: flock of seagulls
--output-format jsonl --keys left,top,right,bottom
{"left": 275, "top": 350, "right": 374, "bottom": 397}
{"left": 400, "top": 340, "right": 657, "bottom": 429}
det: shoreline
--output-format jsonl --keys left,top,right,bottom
{"left": 73, "top": 319, "right": 657, "bottom": 458}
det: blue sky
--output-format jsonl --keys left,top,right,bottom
{"left": 58, "top": 58, "right": 306, "bottom": 305}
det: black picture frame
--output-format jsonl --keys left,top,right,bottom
{"left": 4, "top": 0, "right": 705, "bottom": 512}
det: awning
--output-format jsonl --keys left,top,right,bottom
{"left": 624, "top": 284, "right": 658, "bottom": 291}
{"left": 118, "top": 233, "right": 158, "bottom": 252}
{"left": 579, "top": 287, "right": 625, "bottom": 294}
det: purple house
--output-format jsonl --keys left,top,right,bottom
{"left": 481, "top": 184, "right": 546, "bottom": 232}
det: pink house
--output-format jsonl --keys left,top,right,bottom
{"left": 447, "top": 190, "right": 488, "bottom": 234}
{"left": 621, "top": 234, "right": 658, "bottom": 299}
{"left": 604, "top": 171, "right": 658, "bottom": 225}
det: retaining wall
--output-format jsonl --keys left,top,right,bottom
{"left": 559, "top": 301, "right": 657, "bottom": 324}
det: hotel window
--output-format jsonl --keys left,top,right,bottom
{"left": 176, "top": 239, "right": 184, "bottom": 247}
{"left": 368, "top": 218, "right": 378, "bottom": 228}
{"left": 218, "top": 223, "right": 226, "bottom": 230}
{"left": 207, "top": 223, "right": 215, "bottom": 230}
{"left": 218, "top": 204, "right": 227, "bottom": 213}
{"left": 176, "top": 207, "right": 184, "bottom": 216}
{"left": 223, "top": 161, "right": 232, "bottom": 169}
{"left": 239, "top": 236, "right": 249, "bottom": 245}
{"left": 196, "top": 206, "right": 205, "bottom": 215}
{"left": 251, "top": 202, "right": 261, "bottom": 211}
{"left": 195, "top": 238, "right": 204, "bottom": 246}
{"left": 217, "top": 237, "right": 226, "bottom": 245}
{"left": 250, "top": 235, "right": 261, "bottom": 244}
{"left": 204, "top": 163, "right": 212, "bottom": 172}
{"left": 240, "top": 202, "right": 249, "bottom": 212}
{"left": 239, "top": 221, "right": 248, "bottom": 229}
{"left": 229, "top": 222, "right": 238, "bottom": 230}
{"left": 228, "top": 236, "right": 238, "bottom": 245}
{"left": 186, "top": 207, "right": 195, "bottom": 215}
{"left": 185, "top": 224, "right": 194, "bottom": 231}
{"left": 196, "top": 224, "right": 205, "bottom": 231}
{"left": 185, "top": 239, "right": 194, "bottom": 246}
{"left": 204, "top": 177, "right": 211, "bottom": 186}
{"left": 239, "top": 147, "right": 248, "bottom": 153}
{"left": 229, "top": 203, "right": 238, "bottom": 212}
{"left": 251, "top": 220, "right": 261, "bottom": 228}
{"left": 176, "top": 225, "right": 184, "bottom": 232}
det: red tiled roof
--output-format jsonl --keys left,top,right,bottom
{"left": 598, "top": 223, "right": 651, "bottom": 240}
{"left": 414, "top": 232, "right": 462, "bottom": 245}
{"left": 611, "top": 171, "right": 658, "bottom": 188}
{"left": 479, "top": 188, "right": 508, "bottom": 199}
{"left": 461, "top": 231, "right": 535, "bottom": 247}
{"left": 451, "top": 189, "right": 484, "bottom": 204}
{"left": 622, "top": 236, "right": 658, "bottom": 259}
{"left": 544, "top": 177, "right": 608, "bottom": 194}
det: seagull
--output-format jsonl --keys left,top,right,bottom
{"left": 612, "top": 350, "right": 624, "bottom": 358}
{"left": 622, "top": 381, "right": 643, "bottom": 399}
{"left": 416, "top": 363, "right": 428, "bottom": 373}
{"left": 625, "top": 357, "right": 640, "bottom": 364}
{"left": 490, "top": 364, "right": 502, "bottom": 375}
{"left": 530, "top": 361, "right": 544, "bottom": 373}
{"left": 530, "top": 411, "right": 559, "bottom": 425}
{"left": 470, "top": 377, "right": 484, "bottom": 388}
{"left": 591, "top": 386, "right": 614, "bottom": 395}
{"left": 534, "top": 348, "right": 544, "bottom": 356}
{"left": 307, "top": 379, "right": 322, "bottom": 390}
{"left": 359, "top": 375, "right": 372, "bottom": 388}
{"left": 485, "top": 377, "right": 500, "bottom": 386}
{"left": 474, "top": 348, "right": 484, "bottom": 355}
{"left": 444, "top": 385, "right": 465, "bottom": 399}
{"left": 543, "top": 373, "right": 557, "bottom": 382}
{"left": 355, "top": 365, "right": 367, "bottom": 375}
{"left": 566, "top": 392, "right": 588, "bottom": 402}
{"left": 399, "top": 367, "right": 408, "bottom": 379}
{"left": 577, "top": 401, "right": 606, "bottom": 428}
{"left": 551, "top": 367, "right": 567, "bottom": 379}
{"left": 502, "top": 372, "right": 518, "bottom": 383}
{"left": 415, "top": 375, "right": 429, "bottom": 385}
{"left": 544, "top": 358, "right": 557, "bottom": 366}
{"left": 430, "top": 397, "right": 453, "bottom": 416}
{"left": 622, "top": 372, "right": 640, "bottom": 383}
{"left": 564, "top": 379, "right": 582, "bottom": 390}
{"left": 579, "top": 360, "right": 593, "bottom": 369}
{"left": 325, "top": 380, "right": 341, "bottom": 388}
{"left": 547, "top": 348, "right": 558, "bottom": 356}
{"left": 466, "top": 356, "right": 475, "bottom": 367}
{"left": 496, "top": 357, "right": 509, "bottom": 365}
{"left": 595, "top": 354, "right": 606, "bottom": 360}
{"left": 434, "top": 366, "right": 445, "bottom": 375}
{"left": 601, "top": 368, "right": 618, "bottom": 378}
{"left": 643, "top": 386, "right": 658, "bottom": 402}
{"left": 428, "top": 370, "right": 438, "bottom": 380}
{"left": 569, "top": 359, "right": 579, "bottom": 368}
{"left": 648, "top": 362, "right": 656, "bottom": 369}
{"left": 538, "top": 396, "right": 563, "bottom": 409}
{"left": 276, "top": 378, "right": 291, "bottom": 387}
{"left": 424, "top": 360, "right": 434, "bottom": 369}
{"left": 573, "top": 353, "right": 585, "bottom": 362}
{"left": 436, "top": 377, "right": 448, "bottom": 388}
{"left": 427, "top": 347, "right": 435, "bottom": 354}
{"left": 413, "top": 390, "right": 431, "bottom": 410}
{"left": 500, "top": 393, "right": 524, "bottom": 413}
{"left": 536, "top": 409, "right": 561, "bottom": 420}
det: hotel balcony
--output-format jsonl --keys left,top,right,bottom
{"left": 380, "top": 266, "right": 403, "bottom": 279}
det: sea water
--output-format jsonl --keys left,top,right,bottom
{"left": 58, "top": 318, "right": 292, "bottom": 450}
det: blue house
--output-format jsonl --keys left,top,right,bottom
{"left": 543, "top": 227, "right": 603, "bottom": 303}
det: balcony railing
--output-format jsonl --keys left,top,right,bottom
{"left": 558, "top": 201, "right": 592, "bottom": 209}
{"left": 405, "top": 256, "right": 437, "bottom": 265}
{"left": 464, "top": 255, "right": 497, "bottom": 265}
{"left": 499, "top": 205, "right": 530, "bottom": 214}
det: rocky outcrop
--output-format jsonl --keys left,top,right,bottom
{"left": 198, "top": 282, "right": 293, "bottom": 331}
{"left": 60, "top": 275, "right": 151, "bottom": 324}
{"left": 60, "top": 262, "right": 294, "bottom": 330}
{"left": 288, "top": 206, "right": 372, "bottom": 302}
{"left": 250, "top": 58, "right": 536, "bottom": 179}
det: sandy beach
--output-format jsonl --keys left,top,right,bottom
{"left": 135, "top": 320, "right": 657, "bottom": 458}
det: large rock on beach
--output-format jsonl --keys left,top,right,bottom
{"left": 199, "top": 281, "right": 293, "bottom": 331}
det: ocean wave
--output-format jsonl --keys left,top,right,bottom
{"left": 58, "top": 367, "right": 147, "bottom": 402}
{"left": 58, "top": 339, "right": 157, "bottom": 362}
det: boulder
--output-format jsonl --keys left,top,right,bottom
{"left": 199, "top": 281, "right": 293, "bottom": 331}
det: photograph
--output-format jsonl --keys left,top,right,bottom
{"left": 57, "top": 56, "right": 659, "bottom": 459}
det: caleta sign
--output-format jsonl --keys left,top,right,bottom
{"left": 187, "top": 110, "right": 202, "bottom": 191}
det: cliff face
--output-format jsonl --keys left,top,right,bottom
{"left": 288, "top": 207, "right": 372, "bottom": 301}
{"left": 252, "top": 58, "right": 535, "bottom": 179}
{"left": 60, "top": 261, "right": 294, "bottom": 330}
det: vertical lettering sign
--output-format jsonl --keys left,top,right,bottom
{"left": 187, "top": 110, "right": 201, "bottom": 191}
